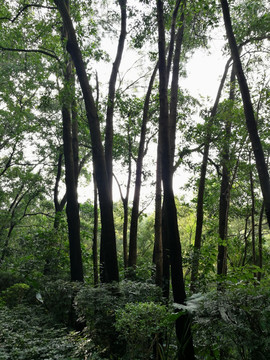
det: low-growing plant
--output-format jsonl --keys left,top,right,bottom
{"left": 41, "top": 279, "right": 82, "bottom": 325}
{"left": 0, "top": 304, "right": 78, "bottom": 360}
{"left": 0, "top": 271, "right": 24, "bottom": 293}
{"left": 115, "top": 301, "right": 172, "bottom": 360}
{"left": 193, "top": 284, "right": 270, "bottom": 360}
{"left": 0, "top": 283, "right": 34, "bottom": 308}
{"left": 74, "top": 280, "right": 165, "bottom": 358}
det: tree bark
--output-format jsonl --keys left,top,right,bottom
{"left": 62, "top": 103, "right": 83, "bottom": 282}
{"left": 157, "top": 1, "right": 194, "bottom": 358}
{"left": 190, "top": 57, "right": 232, "bottom": 291}
{"left": 92, "top": 171, "right": 99, "bottom": 286}
{"left": 220, "top": 0, "right": 270, "bottom": 229}
{"left": 169, "top": 6, "right": 185, "bottom": 169}
{"left": 217, "top": 65, "right": 235, "bottom": 276}
{"left": 154, "top": 140, "right": 163, "bottom": 288}
{"left": 249, "top": 155, "right": 256, "bottom": 268}
{"left": 54, "top": 0, "right": 119, "bottom": 282}
{"left": 258, "top": 201, "right": 264, "bottom": 281}
{"left": 60, "top": 3, "right": 83, "bottom": 282}
{"left": 128, "top": 63, "right": 158, "bottom": 269}
{"left": 105, "top": 0, "right": 127, "bottom": 196}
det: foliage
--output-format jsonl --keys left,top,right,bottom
{"left": 0, "top": 271, "right": 24, "bottom": 293}
{"left": 41, "top": 279, "right": 82, "bottom": 325}
{"left": 193, "top": 285, "right": 270, "bottom": 360}
{"left": 0, "top": 282, "right": 33, "bottom": 308}
{"left": 115, "top": 301, "right": 172, "bottom": 360}
{"left": 0, "top": 304, "right": 77, "bottom": 360}
{"left": 74, "top": 280, "right": 164, "bottom": 358}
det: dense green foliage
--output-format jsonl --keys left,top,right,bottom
{"left": 1, "top": 0, "right": 270, "bottom": 358}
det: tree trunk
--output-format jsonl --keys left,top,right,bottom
{"left": 220, "top": 0, "right": 270, "bottom": 229}
{"left": 62, "top": 104, "right": 83, "bottom": 282}
{"left": 128, "top": 63, "right": 158, "bottom": 269}
{"left": 241, "top": 212, "right": 251, "bottom": 267}
{"left": 157, "top": 1, "right": 194, "bottom": 358}
{"left": 190, "top": 58, "right": 232, "bottom": 291}
{"left": 54, "top": 0, "right": 119, "bottom": 282}
{"left": 60, "top": 4, "right": 83, "bottom": 282}
{"left": 169, "top": 7, "right": 185, "bottom": 168}
{"left": 249, "top": 156, "right": 256, "bottom": 268}
{"left": 217, "top": 65, "right": 235, "bottom": 277}
{"left": 92, "top": 171, "right": 99, "bottom": 286}
{"left": 154, "top": 140, "right": 163, "bottom": 288}
{"left": 114, "top": 128, "right": 132, "bottom": 270}
{"left": 53, "top": 153, "right": 65, "bottom": 229}
{"left": 105, "top": 0, "right": 127, "bottom": 196}
{"left": 258, "top": 201, "right": 264, "bottom": 281}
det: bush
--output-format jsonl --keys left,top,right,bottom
{"left": 41, "top": 279, "right": 82, "bottom": 325}
{"left": 0, "top": 283, "right": 32, "bottom": 308}
{"left": 0, "top": 271, "right": 24, "bottom": 293}
{"left": 115, "top": 301, "right": 171, "bottom": 360}
{"left": 193, "top": 285, "right": 270, "bottom": 360}
{"left": 74, "top": 280, "right": 165, "bottom": 358}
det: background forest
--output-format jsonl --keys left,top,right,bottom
{"left": 1, "top": 0, "right": 270, "bottom": 359}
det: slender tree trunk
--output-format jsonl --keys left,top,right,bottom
{"left": 242, "top": 213, "right": 251, "bottom": 267}
{"left": 190, "top": 58, "right": 232, "bottom": 291}
{"left": 54, "top": 0, "right": 119, "bottom": 282}
{"left": 93, "top": 171, "right": 99, "bottom": 286}
{"left": 258, "top": 201, "right": 264, "bottom": 281}
{"left": 60, "top": 4, "right": 83, "bottom": 282}
{"left": 249, "top": 156, "right": 256, "bottom": 267}
{"left": 128, "top": 63, "right": 158, "bottom": 269}
{"left": 53, "top": 153, "right": 65, "bottom": 229}
{"left": 169, "top": 6, "right": 185, "bottom": 168}
{"left": 154, "top": 141, "right": 163, "bottom": 288}
{"left": 1, "top": 223, "right": 15, "bottom": 263}
{"left": 105, "top": 0, "right": 127, "bottom": 196}
{"left": 114, "top": 128, "right": 132, "bottom": 270}
{"left": 62, "top": 104, "right": 83, "bottom": 282}
{"left": 157, "top": 1, "right": 194, "bottom": 358}
{"left": 220, "top": 0, "right": 270, "bottom": 229}
{"left": 101, "top": 0, "right": 126, "bottom": 279}
{"left": 217, "top": 65, "right": 235, "bottom": 277}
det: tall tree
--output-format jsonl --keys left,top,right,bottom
{"left": 54, "top": 0, "right": 119, "bottom": 282}
{"left": 156, "top": 0, "right": 195, "bottom": 358}
{"left": 217, "top": 65, "right": 236, "bottom": 277}
{"left": 220, "top": 0, "right": 270, "bottom": 229}
{"left": 128, "top": 63, "right": 158, "bottom": 269}
{"left": 190, "top": 57, "right": 232, "bottom": 291}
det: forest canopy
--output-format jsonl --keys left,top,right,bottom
{"left": 0, "top": 0, "right": 270, "bottom": 359}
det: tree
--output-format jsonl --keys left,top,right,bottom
{"left": 156, "top": 0, "right": 195, "bottom": 358}
{"left": 54, "top": 0, "right": 119, "bottom": 283}
{"left": 220, "top": 0, "right": 270, "bottom": 229}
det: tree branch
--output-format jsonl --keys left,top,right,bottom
{"left": 0, "top": 46, "right": 60, "bottom": 62}
{"left": 0, "top": 4, "right": 57, "bottom": 23}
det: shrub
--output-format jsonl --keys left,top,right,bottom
{"left": 193, "top": 285, "right": 270, "bottom": 360}
{"left": 0, "top": 271, "right": 23, "bottom": 293}
{"left": 74, "top": 280, "right": 165, "bottom": 358}
{"left": 41, "top": 279, "right": 82, "bottom": 325}
{"left": 0, "top": 283, "right": 34, "bottom": 308}
{"left": 115, "top": 301, "right": 171, "bottom": 360}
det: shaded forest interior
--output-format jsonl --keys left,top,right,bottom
{"left": 1, "top": 0, "right": 270, "bottom": 359}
